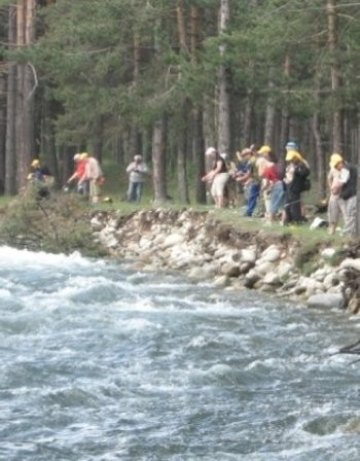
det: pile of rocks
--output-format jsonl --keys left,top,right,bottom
{"left": 90, "top": 208, "right": 360, "bottom": 314}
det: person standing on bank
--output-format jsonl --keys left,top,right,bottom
{"left": 78, "top": 153, "right": 104, "bottom": 204}
{"left": 126, "top": 155, "right": 149, "bottom": 203}
{"left": 202, "top": 147, "right": 229, "bottom": 208}
{"left": 327, "top": 153, "right": 343, "bottom": 235}
{"left": 282, "top": 149, "right": 310, "bottom": 225}
{"left": 329, "top": 153, "right": 357, "bottom": 237}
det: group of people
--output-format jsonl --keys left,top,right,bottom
{"left": 28, "top": 152, "right": 150, "bottom": 205}
{"left": 66, "top": 152, "right": 104, "bottom": 204}
{"left": 28, "top": 143, "right": 357, "bottom": 236}
{"left": 202, "top": 141, "right": 357, "bottom": 236}
{"left": 202, "top": 141, "right": 311, "bottom": 226}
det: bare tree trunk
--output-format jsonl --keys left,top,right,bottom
{"left": 175, "top": 0, "right": 190, "bottom": 203}
{"left": 327, "top": 0, "right": 342, "bottom": 152}
{"left": 190, "top": 5, "right": 206, "bottom": 203}
{"left": 15, "top": 0, "right": 36, "bottom": 192}
{"left": 311, "top": 65, "right": 326, "bottom": 199}
{"left": 279, "top": 54, "right": 292, "bottom": 157}
{"left": 152, "top": 117, "right": 167, "bottom": 203}
{"left": 0, "top": 74, "right": 6, "bottom": 194}
{"left": 176, "top": 0, "right": 188, "bottom": 53}
{"left": 5, "top": 5, "right": 17, "bottom": 195}
{"left": 177, "top": 133, "right": 189, "bottom": 204}
{"left": 217, "top": 0, "right": 230, "bottom": 154}
{"left": 264, "top": 69, "right": 276, "bottom": 145}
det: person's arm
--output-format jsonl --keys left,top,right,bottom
{"left": 126, "top": 162, "right": 136, "bottom": 173}
{"left": 202, "top": 160, "right": 222, "bottom": 182}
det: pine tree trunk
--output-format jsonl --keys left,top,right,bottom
{"left": 217, "top": 0, "right": 230, "bottom": 154}
{"left": 5, "top": 5, "right": 17, "bottom": 195}
{"left": 177, "top": 135, "right": 189, "bottom": 204}
{"left": 311, "top": 64, "right": 326, "bottom": 199}
{"left": 15, "top": 0, "right": 36, "bottom": 192}
{"left": 280, "top": 54, "right": 291, "bottom": 155}
{"left": 190, "top": 5, "right": 206, "bottom": 203}
{"left": 327, "top": 0, "right": 342, "bottom": 152}
{"left": 0, "top": 73, "right": 6, "bottom": 194}
{"left": 264, "top": 69, "right": 276, "bottom": 145}
{"left": 193, "top": 107, "right": 206, "bottom": 204}
{"left": 152, "top": 117, "right": 167, "bottom": 203}
{"left": 176, "top": 0, "right": 188, "bottom": 52}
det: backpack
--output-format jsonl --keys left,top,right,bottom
{"left": 302, "top": 176, "right": 311, "bottom": 192}
{"left": 340, "top": 163, "right": 357, "bottom": 200}
{"left": 299, "top": 163, "right": 311, "bottom": 192}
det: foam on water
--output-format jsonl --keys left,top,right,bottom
{"left": 1, "top": 246, "right": 360, "bottom": 460}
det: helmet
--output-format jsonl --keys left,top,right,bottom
{"left": 285, "top": 150, "right": 302, "bottom": 162}
{"left": 205, "top": 147, "right": 216, "bottom": 156}
{"left": 258, "top": 145, "right": 271, "bottom": 155}
{"left": 329, "top": 153, "right": 343, "bottom": 169}
{"left": 80, "top": 152, "right": 89, "bottom": 160}
{"left": 31, "top": 159, "right": 40, "bottom": 168}
{"left": 285, "top": 141, "right": 298, "bottom": 150}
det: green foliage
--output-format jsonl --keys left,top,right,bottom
{"left": 0, "top": 190, "right": 105, "bottom": 257}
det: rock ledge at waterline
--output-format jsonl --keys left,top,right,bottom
{"left": 90, "top": 208, "right": 360, "bottom": 314}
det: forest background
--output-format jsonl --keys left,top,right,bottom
{"left": 0, "top": 0, "right": 359, "bottom": 208}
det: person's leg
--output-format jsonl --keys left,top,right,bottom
{"left": 246, "top": 183, "right": 260, "bottom": 216}
{"left": 269, "top": 181, "right": 284, "bottom": 223}
{"left": 127, "top": 181, "right": 136, "bottom": 202}
{"left": 342, "top": 196, "right": 357, "bottom": 236}
{"left": 135, "top": 182, "right": 144, "bottom": 202}
{"left": 287, "top": 192, "right": 302, "bottom": 223}
{"left": 327, "top": 194, "right": 340, "bottom": 234}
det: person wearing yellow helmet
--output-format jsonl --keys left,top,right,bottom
{"left": 282, "top": 143, "right": 310, "bottom": 225}
{"left": 27, "top": 157, "right": 53, "bottom": 198}
{"left": 328, "top": 153, "right": 357, "bottom": 236}
{"left": 327, "top": 153, "right": 344, "bottom": 234}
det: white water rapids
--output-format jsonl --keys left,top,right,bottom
{"left": 0, "top": 246, "right": 360, "bottom": 460}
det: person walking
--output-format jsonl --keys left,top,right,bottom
{"left": 126, "top": 155, "right": 149, "bottom": 203}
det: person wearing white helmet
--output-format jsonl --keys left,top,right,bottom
{"left": 202, "top": 147, "right": 229, "bottom": 208}
{"left": 126, "top": 155, "right": 149, "bottom": 202}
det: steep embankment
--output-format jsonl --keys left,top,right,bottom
{"left": 89, "top": 208, "right": 360, "bottom": 314}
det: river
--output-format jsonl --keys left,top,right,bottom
{"left": 0, "top": 246, "right": 360, "bottom": 460}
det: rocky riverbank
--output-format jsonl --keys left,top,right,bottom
{"left": 90, "top": 208, "right": 360, "bottom": 314}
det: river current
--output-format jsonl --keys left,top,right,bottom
{"left": 1, "top": 246, "right": 360, "bottom": 460}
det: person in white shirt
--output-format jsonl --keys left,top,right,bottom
{"left": 126, "top": 155, "right": 149, "bottom": 202}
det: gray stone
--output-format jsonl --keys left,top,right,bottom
{"left": 307, "top": 293, "right": 345, "bottom": 309}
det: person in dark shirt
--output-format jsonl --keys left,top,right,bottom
{"left": 202, "top": 147, "right": 230, "bottom": 208}
{"left": 282, "top": 149, "right": 310, "bottom": 225}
